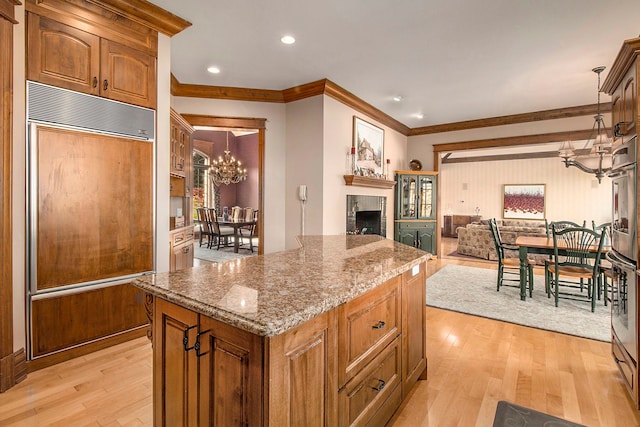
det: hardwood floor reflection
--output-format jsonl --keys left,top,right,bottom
{"left": 0, "top": 238, "right": 638, "bottom": 426}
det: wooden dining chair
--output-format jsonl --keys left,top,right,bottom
{"left": 592, "top": 221, "right": 612, "bottom": 305}
{"left": 489, "top": 218, "right": 534, "bottom": 296}
{"left": 545, "top": 225, "right": 605, "bottom": 312}
{"left": 196, "top": 207, "right": 214, "bottom": 248}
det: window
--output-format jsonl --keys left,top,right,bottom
{"left": 193, "top": 150, "right": 210, "bottom": 220}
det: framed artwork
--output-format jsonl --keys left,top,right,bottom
{"left": 353, "top": 116, "right": 384, "bottom": 177}
{"left": 502, "top": 184, "right": 546, "bottom": 220}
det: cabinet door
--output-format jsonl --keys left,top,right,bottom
{"left": 100, "top": 39, "right": 156, "bottom": 108}
{"left": 397, "top": 175, "right": 418, "bottom": 219}
{"left": 401, "top": 263, "right": 426, "bottom": 396}
{"left": 395, "top": 224, "right": 416, "bottom": 247}
{"left": 27, "top": 13, "right": 100, "bottom": 95}
{"left": 267, "top": 310, "right": 337, "bottom": 427}
{"left": 153, "top": 298, "right": 199, "bottom": 426}
{"left": 417, "top": 175, "right": 435, "bottom": 220}
{"left": 198, "top": 315, "right": 263, "bottom": 426}
{"left": 417, "top": 224, "right": 436, "bottom": 254}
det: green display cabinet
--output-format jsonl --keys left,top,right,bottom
{"left": 394, "top": 171, "right": 437, "bottom": 254}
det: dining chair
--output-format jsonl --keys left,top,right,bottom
{"left": 488, "top": 218, "right": 534, "bottom": 296}
{"left": 592, "top": 221, "right": 612, "bottom": 305}
{"left": 244, "top": 219, "right": 259, "bottom": 253}
{"left": 545, "top": 225, "right": 605, "bottom": 312}
{"left": 544, "top": 220, "right": 586, "bottom": 237}
{"left": 210, "top": 208, "right": 235, "bottom": 250}
{"left": 196, "top": 207, "right": 214, "bottom": 248}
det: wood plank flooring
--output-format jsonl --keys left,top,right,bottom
{"left": 0, "top": 238, "right": 639, "bottom": 426}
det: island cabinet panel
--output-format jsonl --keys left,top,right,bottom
{"left": 401, "top": 262, "right": 427, "bottom": 396}
{"left": 266, "top": 310, "right": 337, "bottom": 427}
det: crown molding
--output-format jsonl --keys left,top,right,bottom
{"left": 87, "top": 0, "right": 191, "bottom": 36}
{"left": 433, "top": 128, "right": 596, "bottom": 153}
{"left": 409, "top": 103, "right": 612, "bottom": 136}
{"left": 171, "top": 74, "right": 610, "bottom": 138}
{"left": 602, "top": 36, "right": 640, "bottom": 94}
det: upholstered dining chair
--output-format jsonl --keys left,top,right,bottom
{"left": 210, "top": 208, "right": 235, "bottom": 250}
{"left": 545, "top": 225, "right": 605, "bottom": 312}
{"left": 488, "top": 218, "right": 534, "bottom": 296}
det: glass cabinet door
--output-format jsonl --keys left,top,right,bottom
{"left": 399, "top": 175, "right": 417, "bottom": 219}
{"left": 417, "top": 175, "right": 434, "bottom": 219}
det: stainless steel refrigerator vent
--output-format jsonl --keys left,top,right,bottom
{"left": 27, "top": 81, "right": 155, "bottom": 140}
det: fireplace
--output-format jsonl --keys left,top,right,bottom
{"left": 346, "top": 195, "right": 387, "bottom": 237}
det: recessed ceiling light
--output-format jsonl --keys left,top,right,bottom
{"left": 207, "top": 66, "right": 221, "bottom": 74}
{"left": 392, "top": 95, "right": 403, "bottom": 102}
{"left": 281, "top": 35, "right": 296, "bottom": 45}
{"left": 415, "top": 113, "right": 424, "bottom": 119}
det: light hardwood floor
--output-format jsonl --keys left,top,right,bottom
{"left": 1, "top": 238, "right": 639, "bottom": 426}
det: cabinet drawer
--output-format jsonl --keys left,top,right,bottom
{"left": 339, "top": 337, "right": 402, "bottom": 427}
{"left": 338, "top": 276, "right": 400, "bottom": 386}
{"left": 396, "top": 221, "right": 435, "bottom": 230}
{"left": 170, "top": 230, "right": 186, "bottom": 247}
{"left": 612, "top": 332, "right": 636, "bottom": 399}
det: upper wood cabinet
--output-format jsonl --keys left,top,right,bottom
{"left": 27, "top": 13, "right": 157, "bottom": 109}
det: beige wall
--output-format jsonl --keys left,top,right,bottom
{"left": 407, "top": 114, "right": 612, "bottom": 227}
{"left": 172, "top": 96, "right": 288, "bottom": 252}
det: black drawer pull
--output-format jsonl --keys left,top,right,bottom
{"left": 103, "top": 79, "right": 109, "bottom": 91}
{"left": 372, "top": 320, "right": 386, "bottom": 330}
{"left": 92, "top": 76, "right": 98, "bottom": 88}
{"left": 182, "top": 325, "right": 197, "bottom": 352}
{"left": 371, "top": 379, "right": 386, "bottom": 392}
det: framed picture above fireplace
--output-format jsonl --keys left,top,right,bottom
{"left": 502, "top": 184, "right": 546, "bottom": 220}
{"left": 353, "top": 116, "right": 384, "bottom": 177}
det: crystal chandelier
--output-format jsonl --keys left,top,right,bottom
{"left": 210, "top": 132, "right": 247, "bottom": 186}
{"left": 558, "top": 66, "right": 612, "bottom": 183}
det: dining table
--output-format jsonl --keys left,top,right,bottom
{"left": 515, "top": 235, "right": 609, "bottom": 301}
{"left": 217, "top": 218, "right": 257, "bottom": 253}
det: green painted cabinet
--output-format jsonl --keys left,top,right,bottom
{"left": 394, "top": 171, "right": 437, "bottom": 254}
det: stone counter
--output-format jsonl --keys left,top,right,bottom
{"left": 134, "top": 235, "right": 430, "bottom": 336}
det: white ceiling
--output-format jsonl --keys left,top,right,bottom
{"left": 149, "top": 0, "right": 640, "bottom": 129}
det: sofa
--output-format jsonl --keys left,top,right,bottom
{"left": 456, "top": 219, "right": 547, "bottom": 261}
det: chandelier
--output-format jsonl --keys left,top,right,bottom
{"left": 558, "top": 66, "right": 612, "bottom": 183}
{"left": 210, "top": 132, "right": 247, "bottom": 186}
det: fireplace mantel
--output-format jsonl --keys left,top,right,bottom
{"left": 343, "top": 175, "right": 396, "bottom": 189}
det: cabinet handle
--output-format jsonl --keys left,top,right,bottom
{"left": 92, "top": 76, "right": 98, "bottom": 88}
{"left": 371, "top": 379, "right": 386, "bottom": 392}
{"left": 195, "top": 330, "right": 210, "bottom": 357}
{"left": 103, "top": 79, "right": 109, "bottom": 91}
{"left": 183, "top": 325, "right": 197, "bottom": 352}
{"left": 183, "top": 246, "right": 190, "bottom": 254}
{"left": 372, "top": 320, "right": 386, "bottom": 329}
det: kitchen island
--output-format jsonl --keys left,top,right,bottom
{"left": 135, "top": 235, "right": 430, "bottom": 426}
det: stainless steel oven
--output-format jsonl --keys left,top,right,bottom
{"left": 610, "top": 137, "right": 637, "bottom": 263}
{"left": 607, "top": 250, "right": 638, "bottom": 364}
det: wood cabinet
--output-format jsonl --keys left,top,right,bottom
{"left": 443, "top": 215, "right": 482, "bottom": 238}
{"left": 394, "top": 171, "right": 438, "bottom": 255}
{"left": 26, "top": 12, "right": 157, "bottom": 109}
{"left": 169, "top": 226, "right": 194, "bottom": 272}
{"left": 151, "top": 262, "right": 426, "bottom": 426}
{"left": 170, "top": 108, "right": 193, "bottom": 180}
{"left": 610, "top": 61, "right": 637, "bottom": 146}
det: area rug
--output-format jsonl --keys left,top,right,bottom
{"left": 194, "top": 244, "right": 254, "bottom": 263}
{"left": 493, "top": 401, "right": 586, "bottom": 427}
{"left": 427, "top": 264, "right": 610, "bottom": 342}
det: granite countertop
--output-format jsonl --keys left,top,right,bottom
{"left": 134, "top": 235, "right": 431, "bottom": 337}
